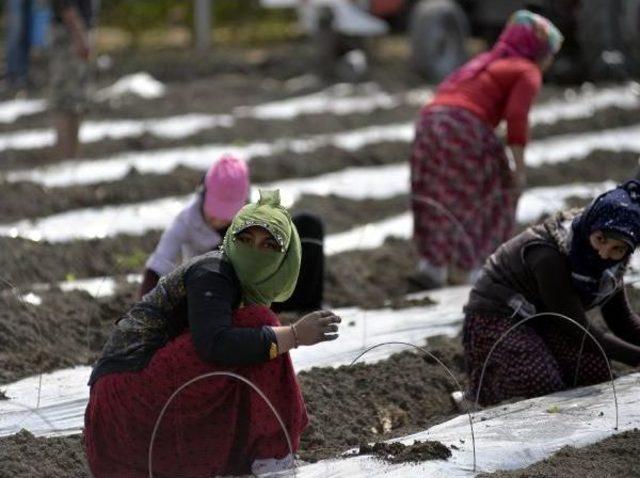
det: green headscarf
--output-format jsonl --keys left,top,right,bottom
{"left": 222, "top": 189, "right": 301, "bottom": 306}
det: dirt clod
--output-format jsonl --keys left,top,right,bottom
{"left": 358, "top": 439, "right": 452, "bottom": 463}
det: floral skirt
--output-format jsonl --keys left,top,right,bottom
{"left": 463, "top": 314, "right": 610, "bottom": 405}
{"left": 410, "top": 105, "right": 516, "bottom": 270}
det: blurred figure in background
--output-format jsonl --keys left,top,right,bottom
{"left": 4, "top": 0, "right": 33, "bottom": 94}
{"left": 139, "top": 155, "right": 325, "bottom": 315}
{"left": 409, "top": 10, "right": 563, "bottom": 289}
{"left": 50, "top": 0, "right": 93, "bottom": 159}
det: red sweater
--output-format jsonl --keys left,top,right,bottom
{"left": 430, "top": 57, "right": 542, "bottom": 145}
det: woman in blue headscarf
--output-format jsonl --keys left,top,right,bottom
{"left": 463, "top": 180, "right": 640, "bottom": 405}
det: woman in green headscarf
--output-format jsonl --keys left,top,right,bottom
{"left": 85, "top": 190, "right": 341, "bottom": 478}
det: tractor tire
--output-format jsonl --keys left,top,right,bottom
{"left": 577, "top": 0, "right": 634, "bottom": 79}
{"left": 409, "top": 0, "right": 470, "bottom": 83}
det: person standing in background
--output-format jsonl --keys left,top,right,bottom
{"left": 5, "top": 0, "right": 33, "bottom": 94}
{"left": 409, "top": 10, "right": 563, "bottom": 289}
{"left": 49, "top": 0, "right": 93, "bottom": 159}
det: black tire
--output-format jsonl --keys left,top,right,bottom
{"left": 577, "top": 0, "right": 633, "bottom": 79}
{"left": 409, "top": 0, "right": 470, "bottom": 82}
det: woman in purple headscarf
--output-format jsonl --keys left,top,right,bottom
{"left": 409, "top": 10, "right": 563, "bottom": 289}
{"left": 463, "top": 180, "right": 640, "bottom": 405}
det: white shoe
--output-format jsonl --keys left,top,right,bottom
{"left": 251, "top": 453, "right": 295, "bottom": 477}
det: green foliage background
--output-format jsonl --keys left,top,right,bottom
{"left": 99, "top": 0, "right": 297, "bottom": 45}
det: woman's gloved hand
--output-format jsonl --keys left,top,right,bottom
{"left": 293, "top": 310, "right": 341, "bottom": 346}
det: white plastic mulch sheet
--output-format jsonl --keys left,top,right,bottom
{"left": 0, "top": 98, "right": 47, "bottom": 123}
{"left": 0, "top": 286, "right": 469, "bottom": 438}
{"left": 292, "top": 372, "right": 640, "bottom": 477}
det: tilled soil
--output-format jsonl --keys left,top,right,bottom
{"left": 326, "top": 238, "right": 419, "bottom": 308}
{"left": 0, "top": 334, "right": 465, "bottom": 477}
{"left": 0, "top": 431, "right": 89, "bottom": 478}
{"left": 0, "top": 233, "right": 162, "bottom": 286}
{"left": 293, "top": 194, "right": 409, "bottom": 237}
{"left": 0, "top": 288, "right": 133, "bottom": 384}
{"left": 479, "top": 429, "right": 640, "bottom": 478}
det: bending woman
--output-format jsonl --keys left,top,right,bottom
{"left": 85, "top": 190, "right": 341, "bottom": 477}
{"left": 410, "top": 10, "right": 563, "bottom": 288}
{"left": 464, "top": 181, "right": 640, "bottom": 406}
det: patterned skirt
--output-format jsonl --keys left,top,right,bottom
{"left": 410, "top": 105, "right": 516, "bottom": 271}
{"left": 463, "top": 314, "right": 610, "bottom": 405}
{"left": 84, "top": 305, "right": 308, "bottom": 478}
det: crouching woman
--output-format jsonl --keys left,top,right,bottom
{"left": 463, "top": 180, "right": 640, "bottom": 406}
{"left": 84, "top": 190, "right": 340, "bottom": 477}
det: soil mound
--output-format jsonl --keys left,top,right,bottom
{"left": 326, "top": 237, "right": 420, "bottom": 308}
{"left": 0, "top": 430, "right": 88, "bottom": 478}
{"left": 358, "top": 439, "right": 452, "bottom": 463}
{"left": 480, "top": 429, "right": 640, "bottom": 478}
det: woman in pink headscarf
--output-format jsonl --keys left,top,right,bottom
{"left": 409, "top": 10, "right": 563, "bottom": 289}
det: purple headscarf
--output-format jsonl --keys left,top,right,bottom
{"left": 438, "top": 10, "right": 563, "bottom": 93}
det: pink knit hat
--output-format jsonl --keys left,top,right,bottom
{"left": 202, "top": 155, "right": 250, "bottom": 221}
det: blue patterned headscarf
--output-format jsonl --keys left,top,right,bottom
{"left": 569, "top": 180, "right": 640, "bottom": 306}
